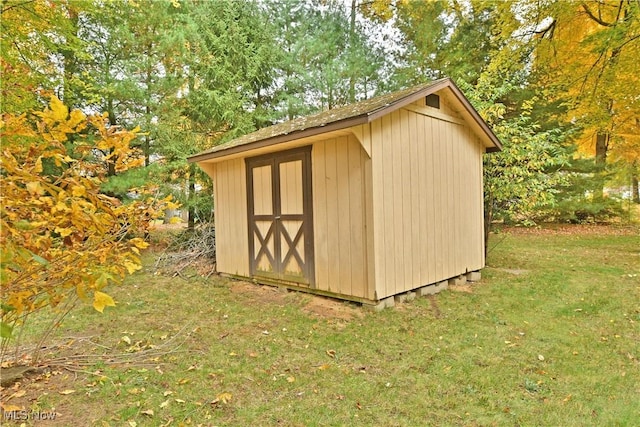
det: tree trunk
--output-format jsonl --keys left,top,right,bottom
{"left": 348, "top": 0, "right": 356, "bottom": 103}
{"left": 595, "top": 132, "right": 608, "bottom": 166}
{"left": 144, "top": 135, "right": 150, "bottom": 167}
{"left": 142, "top": 51, "right": 154, "bottom": 166}
{"left": 106, "top": 99, "right": 117, "bottom": 177}
{"left": 632, "top": 171, "right": 640, "bottom": 204}
{"left": 188, "top": 163, "right": 196, "bottom": 231}
{"left": 144, "top": 100, "right": 151, "bottom": 167}
{"left": 483, "top": 190, "right": 493, "bottom": 260}
{"left": 594, "top": 131, "right": 609, "bottom": 199}
{"left": 61, "top": 7, "right": 79, "bottom": 112}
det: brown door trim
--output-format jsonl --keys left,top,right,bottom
{"left": 245, "top": 146, "right": 314, "bottom": 287}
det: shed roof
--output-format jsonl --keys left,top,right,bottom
{"left": 189, "top": 78, "right": 502, "bottom": 163}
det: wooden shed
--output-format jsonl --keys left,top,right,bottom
{"left": 189, "top": 78, "right": 502, "bottom": 305}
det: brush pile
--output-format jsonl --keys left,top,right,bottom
{"left": 154, "top": 224, "right": 216, "bottom": 277}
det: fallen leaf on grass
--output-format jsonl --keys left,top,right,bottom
{"left": 286, "top": 376, "right": 295, "bottom": 383}
{"left": 160, "top": 399, "right": 170, "bottom": 409}
{"left": 59, "top": 389, "right": 76, "bottom": 395}
{"left": 218, "top": 392, "right": 233, "bottom": 404}
{"left": 174, "top": 399, "right": 186, "bottom": 404}
{"left": 210, "top": 392, "right": 233, "bottom": 406}
{"left": 0, "top": 403, "right": 23, "bottom": 412}
{"left": 326, "top": 349, "right": 336, "bottom": 358}
{"left": 316, "top": 364, "right": 331, "bottom": 371}
{"left": 8, "top": 389, "right": 26, "bottom": 399}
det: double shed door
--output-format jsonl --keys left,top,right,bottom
{"left": 246, "top": 147, "right": 314, "bottom": 286}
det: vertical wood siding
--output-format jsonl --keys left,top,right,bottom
{"left": 211, "top": 158, "right": 249, "bottom": 277}
{"left": 312, "top": 135, "right": 370, "bottom": 299}
{"left": 369, "top": 100, "right": 485, "bottom": 299}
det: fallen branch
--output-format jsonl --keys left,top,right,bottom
{"left": 0, "top": 323, "right": 200, "bottom": 384}
{"left": 45, "top": 323, "right": 198, "bottom": 368}
{"left": 155, "top": 224, "right": 216, "bottom": 277}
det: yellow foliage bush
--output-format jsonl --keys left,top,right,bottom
{"left": 0, "top": 97, "right": 175, "bottom": 355}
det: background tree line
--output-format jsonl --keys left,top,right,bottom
{"left": 3, "top": 0, "right": 639, "bottom": 226}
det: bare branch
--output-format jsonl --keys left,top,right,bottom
{"left": 1, "top": 0, "right": 35, "bottom": 14}
{"left": 581, "top": 2, "right": 615, "bottom": 27}
{"left": 534, "top": 19, "right": 556, "bottom": 39}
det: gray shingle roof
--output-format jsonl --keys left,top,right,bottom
{"left": 189, "top": 78, "right": 501, "bottom": 162}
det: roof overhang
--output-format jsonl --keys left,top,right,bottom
{"left": 443, "top": 81, "right": 503, "bottom": 153}
{"left": 188, "top": 114, "right": 369, "bottom": 163}
{"left": 188, "top": 78, "right": 502, "bottom": 164}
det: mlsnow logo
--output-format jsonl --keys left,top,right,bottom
{"left": 3, "top": 410, "right": 57, "bottom": 421}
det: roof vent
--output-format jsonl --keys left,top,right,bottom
{"left": 426, "top": 94, "right": 440, "bottom": 109}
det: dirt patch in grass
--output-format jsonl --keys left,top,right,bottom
{"left": 449, "top": 284, "right": 474, "bottom": 293}
{"left": 229, "top": 281, "right": 290, "bottom": 307}
{"left": 496, "top": 268, "right": 529, "bottom": 275}
{"left": 427, "top": 295, "right": 442, "bottom": 318}
{"left": 229, "top": 280, "right": 362, "bottom": 320}
{"left": 302, "top": 297, "right": 362, "bottom": 321}
{"left": 497, "top": 223, "right": 639, "bottom": 236}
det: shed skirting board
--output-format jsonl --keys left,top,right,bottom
{"left": 218, "top": 270, "right": 482, "bottom": 307}
{"left": 218, "top": 273, "right": 378, "bottom": 305}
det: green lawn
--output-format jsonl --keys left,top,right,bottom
{"left": 2, "top": 226, "right": 639, "bottom": 426}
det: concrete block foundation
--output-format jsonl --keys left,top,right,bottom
{"left": 466, "top": 271, "right": 481, "bottom": 282}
